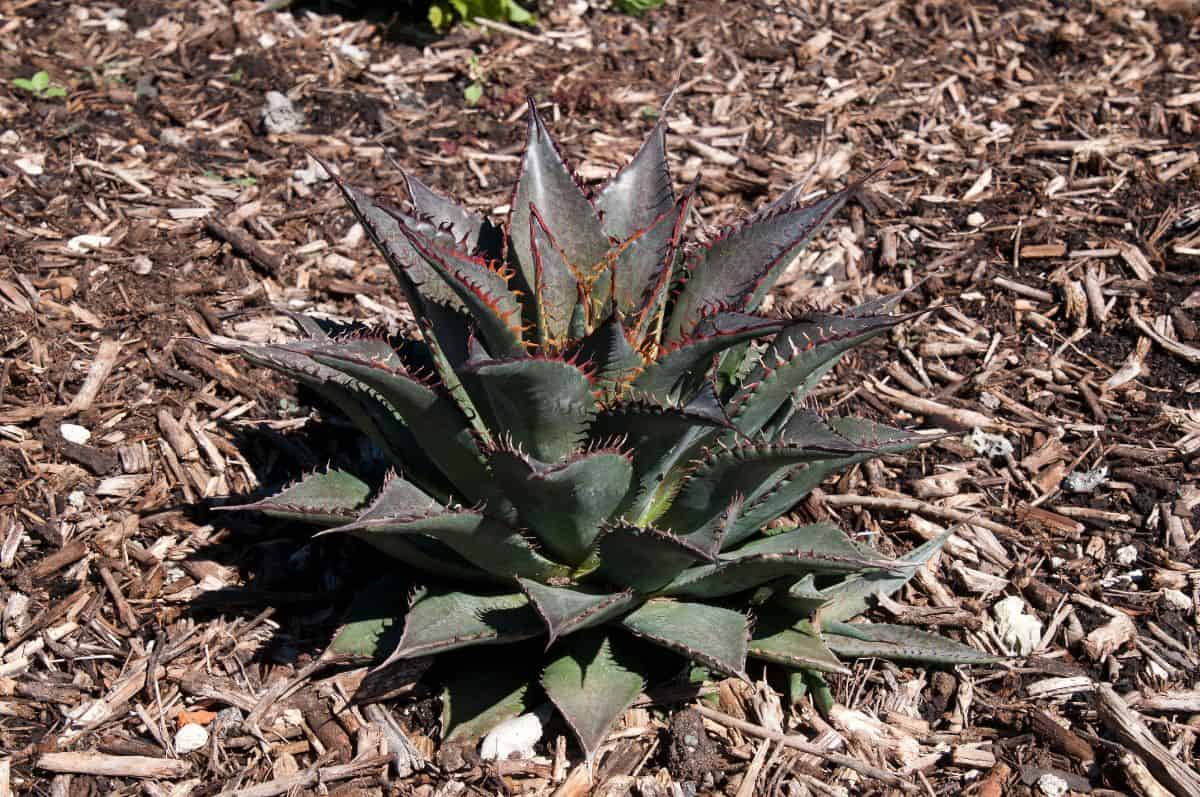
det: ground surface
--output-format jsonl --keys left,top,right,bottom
{"left": 1, "top": 1, "right": 1199, "bottom": 795}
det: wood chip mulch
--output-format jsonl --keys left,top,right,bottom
{"left": 1, "top": 1, "right": 1199, "bottom": 794}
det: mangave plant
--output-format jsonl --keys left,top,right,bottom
{"left": 216, "top": 101, "right": 997, "bottom": 756}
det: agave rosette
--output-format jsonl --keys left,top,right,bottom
{"left": 215, "top": 101, "right": 996, "bottom": 755}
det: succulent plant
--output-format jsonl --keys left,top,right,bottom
{"left": 215, "top": 100, "right": 997, "bottom": 756}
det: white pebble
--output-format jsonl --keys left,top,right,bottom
{"left": 1037, "top": 772, "right": 1068, "bottom": 797}
{"left": 967, "top": 428, "right": 1013, "bottom": 458}
{"left": 1114, "top": 545, "right": 1138, "bottom": 566}
{"left": 1161, "top": 588, "right": 1193, "bottom": 612}
{"left": 67, "top": 234, "right": 112, "bottom": 253}
{"left": 261, "top": 92, "right": 304, "bottom": 135}
{"left": 966, "top": 211, "right": 986, "bottom": 227}
{"left": 480, "top": 711, "right": 544, "bottom": 761}
{"left": 60, "top": 423, "right": 91, "bottom": 445}
{"left": 174, "top": 722, "right": 209, "bottom": 754}
{"left": 993, "top": 596, "right": 1042, "bottom": 656}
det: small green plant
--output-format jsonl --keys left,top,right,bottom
{"left": 614, "top": 0, "right": 666, "bottom": 13}
{"left": 214, "top": 101, "right": 998, "bottom": 756}
{"left": 429, "top": 0, "right": 533, "bottom": 31}
{"left": 463, "top": 55, "right": 486, "bottom": 107}
{"left": 11, "top": 71, "right": 66, "bottom": 100}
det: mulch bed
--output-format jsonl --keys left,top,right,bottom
{"left": 1, "top": 0, "right": 1199, "bottom": 794}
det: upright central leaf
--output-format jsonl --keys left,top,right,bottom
{"left": 509, "top": 102, "right": 609, "bottom": 306}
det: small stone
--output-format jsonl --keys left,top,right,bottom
{"left": 130, "top": 255, "right": 153, "bottom": 275}
{"left": 67, "top": 490, "right": 85, "bottom": 509}
{"left": 480, "top": 711, "right": 545, "bottom": 761}
{"left": 993, "top": 596, "right": 1042, "bottom": 656}
{"left": 159, "top": 127, "right": 190, "bottom": 149}
{"left": 1114, "top": 544, "right": 1138, "bottom": 566}
{"left": 261, "top": 91, "right": 304, "bottom": 135}
{"left": 60, "top": 423, "right": 91, "bottom": 445}
{"left": 67, "top": 234, "right": 112, "bottom": 253}
{"left": 174, "top": 722, "right": 209, "bottom": 754}
{"left": 14, "top": 156, "right": 43, "bottom": 176}
{"left": 1036, "top": 772, "right": 1068, "bottom": 797}
{"left": 1063, "top": 466, "right": 1107, "bottom": 493}
{"left": 966, "top": 211, "right": 986, "bottom": 227}
{"left": 967, "top": 428, "right": 1013, "bottom": 458}
{"left": 1161, "top": 588, "right": 1193, "bottom": 612}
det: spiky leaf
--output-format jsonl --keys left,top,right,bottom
{"left": 308, "top": 349, "right": 493, "bottom": 504}
{"left": 663, "top": 524, "right": 901, "bottom": 598}
{"left": 595, "top": 524, "right": 715, "bottom": 593}
{"left": 633, "top": 313, "right": 788, "bottom": 404}
{"left": 405, "top": 172, "right": 504, "bottom": 259}
{"left": 542, "top": 631, "right": 645, "bottom": 759}
{"left": 488, "top": 449, "right": 633, "bottom": 565}
{"left": 611, "top": 189, "right": 692, "bottom": 323}
{"left": 665, "top": 187, "right": 855, "bottom": 341}
{"left": 748, "top": 614, "right": 849, "bottom": 674}
{"left": 328, "top": 500, "right": 568, "bottom": 582}
{"left": 620, "top": 599, "right": 748, "bottom": 678}
{"left": 519, "top": 580, "right": 638, "bottom": 646}
{"left": 468, "top": 357, "right": 595, "bottom": 464}
{"left": 587, "top": 392, "right": 727, "bottom": 524}
{"left": 232, "top": 469, "right": 371, "bottom": 526}
{"left": 824, "top": 623, "right": 1003, "bottom": 665}
{"left": 329, "top": 576, "right": 407, "bottom": 659}
{"left": 728, "top": 312, "right": 912, "bottom": 439}
{"left": 565, "top": 311, "right": 644, "bottom": 394}
{"left": 441, "top": 646, "right": 537, "bottom": 742}
{"left": 817, "top": 532, "right": 950, "bottom": 625}
{"left": 596, "top": 120, "right": 674, "bottom": 240}
{"left": 387, "top": 590, "right": 543, "bottom": 662}
{"left": 660, "top": 437, "right": 871, "bottom": 543}
{"left": 530, "top": 203, "right": 579, "bottom": 346}
{"left": 509, "top": 102, "right": 609, "bottom": 304}
{"left": 400, "top": 221, "right": 526, "bottom": 359}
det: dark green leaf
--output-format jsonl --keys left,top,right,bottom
{"left": 509, "top": 101, "right": 609, "bottom": 307}
{"left": 227, "top": 469, "right": 371, "bottom": 526}
{"left": 612, "top": 188, "right": 692, "bottom": 328}
{"left": 467, "top": 357, "right": 596, "bottom": 464}
{"left": 565, "top": 311, "right": 644, "bottom": 395}
{"left": 441, "top": 646, "right": 538, "bottom": 742}
{"left": 728, "top": 418, "right": 934, "bottom": 541}
{"left": 587, "top": 393, "right": 727, "bottom": 524}
{"left": 404, "top": 172, "right": 504, "bottom": 260}
{"left": 632, "top": 313, "right": 788, "bottom": 404}
{"left": 596, "top": 120, "right": 674, "bottom": 240}
{"left": 488, "top": 448, "right": 633, "bottom": 565}
{"left": 307, "top": 348, "right": 493, "bottom": 505}
{"left": 748, "top": 614, "right": 849, "bottom": 674}
{"left": 665, "top": 187, "right": 853, "bottom": 342}
{"left": 329, "top": 576, "right": 408, "bottom": 659}
{"left": 518, "top": 580, "right": 639, "bottom": 646}
{"left": 595, "top": 523, "right": 714, "bottom": 593}
{"left": 659, "top": 439, "right": 871, "bottom": 543}
{"left": 823, "top": 623, "right": 1002, "bottom": 665}
{"left": 620, "top": 599, "right": 748, "bottom": 678}
{"left": 386, "top": 590, "right": 543, "bottom": 662}
{"left": 543, "top": 632, "right": 644, "bottom": 759}
{"left": 327, "top": 495, "right": 569, "bottom": 582}
{"left": 530, "top": 203, "right": 579, "bottom": 346}
{"left": 663, "top": 524, "right": 900, "bottom": 598}
{"left": 817, "top": 532, "right": 950, "bottom": 624}
{"left": 399, "top": 221, "right": 526, "bottom": 359}
{"left": 727, "top": 312, "right": 912, "bottom": 439}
